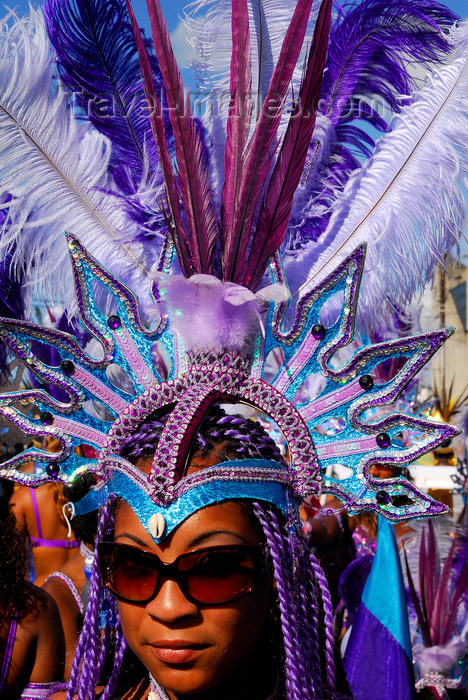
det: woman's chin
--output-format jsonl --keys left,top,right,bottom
{"left": 150, "top": 666, "right": 218, "bottom": 695}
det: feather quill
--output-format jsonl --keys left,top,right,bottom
{"left": 244, "top": 0, "right": 332, "bottom": 290}
{"left": 222, "top": 0, "right": 316, "bottom": 283}
{"left": 289, "top": 22, "right": 468, "bottom": 328}
{"left": 143, "top": 0, "right": 219, "bottom": 274}
{"left": 0, "top": 9, "right": 159, "bottom": 309}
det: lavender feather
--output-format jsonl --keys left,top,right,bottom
{"left": 287, "top": 21, "right": 468, "bottom": 330}
{"left": 43, "top": 0, "right": 171, "bottom": 189}
{"left": 0, "top": 197, "right": 25, "bottom": 373}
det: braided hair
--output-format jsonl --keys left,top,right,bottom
{"left": 120, "top": 404, "right": 286, "bottom": 467}
{"left": 69, "top": 406, "right": 345, "bottom": 699}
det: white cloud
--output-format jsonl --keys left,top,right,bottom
{"left": 170, "top": 19, "right": 197, "bottom": 67}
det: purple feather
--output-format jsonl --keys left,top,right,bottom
{"left": 43, "top": 0, "right": 172, "bottom": 191}
{"left": 284, "top": 0, "right": 459, "bottom": 251}
{"left": 221, "top": 0, "right": 252, "bottom": 252}
{"left": 125, "top": 0, "right": 192, "bottom": 276}
{"left": 405, "top": 522, "right": 468, "bottom": 650}
{"left": 322, "top": 0, "right": 457, "bottom": 116}
{"left": 222, "top": 0, "right": 316, "bottom": 284}
{"left": 419, "top": 526, "right": 429, "bottom": 626}
{"left": 445, "top": 528, "right": 468, "bottom": 641}
{"left": 403, "top": 545, "right": 431, "bottom": 647}
{"left": 430, "top": 537, "right": 456, "bottom": 644}
{"left": 244, "top": 0, "right": 333, "bottom": 290}
{"left": 426, "top": 519, "right": 438, "bottom": 628}
{"left": 144, "top": 0, "right": 219, "bottom": 275}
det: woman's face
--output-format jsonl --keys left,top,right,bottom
{"left": 114, "top": 500, "right": 272, "bottom": 697}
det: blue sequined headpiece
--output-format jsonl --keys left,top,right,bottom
{"left": 0, "top": 236, "right": 457, "bottom": 540}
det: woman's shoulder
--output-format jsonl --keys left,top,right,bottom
{"left": 19, "top": 585, "right": 63, "bottom": 637}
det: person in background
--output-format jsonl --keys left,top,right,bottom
{"left": 43, "top": 474, "right": 102, "bottom": 678}
{"left": 10, "top": 438, "right": 79, "bottom": 585}
{"left": 0, "top": 496, "right": 65, "bottom": 698}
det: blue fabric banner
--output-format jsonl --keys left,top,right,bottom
{"left": 343, "top": 516, "right": 416, "bottom": 699}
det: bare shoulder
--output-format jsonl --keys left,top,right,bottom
{"left": 21, "top": 586, "right": 63, "bottom": 636}
{"left": 9, "top": 485, "right": 30, "bottom": 512}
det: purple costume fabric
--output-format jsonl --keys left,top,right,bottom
{"left": 0, "top": 616, "right": 17, "bottom": 692}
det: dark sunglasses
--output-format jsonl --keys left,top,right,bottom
{"left": 98, "top": 541, "right": 266, "bottom": 606}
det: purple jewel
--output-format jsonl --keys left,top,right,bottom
{"left": 376, "top": 490, "right": 391, "bottom": 505}
{"left": 46, "top": 463, "right": 60, "bottom": 478}
{"left": 359, "top": 374, "right": 374, "bottom": 391}
{"left": 107, "top": 315, "right": 122, "bottom": 330}
{"left": 376, "top": 432, "right": 391, "bottom": 449}
{"left": 311, "top": 324, "right": 326, "bottom": 340}
{"left": 40, "top": 411, "right": 54, "bottom": 425}
{"left": 60, "top": 359, "right": 75, "bottom": 376}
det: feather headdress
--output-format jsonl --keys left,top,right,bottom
{"left": 0, "top": 0, "right": 465, "bottom": 529}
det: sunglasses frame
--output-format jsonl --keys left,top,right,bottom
{"left": 97, "top": 540, "right": 267, "bottom": 606}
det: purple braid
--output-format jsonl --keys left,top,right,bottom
{"left": 67, "top": 495, "right": 116, "bottom": 700}
{"left": 253, "top": 502, "right": 338, "bottom": 700}
{"left": 97, "top": 614, "right": 112, "bottom": 678}
{"left": 308, "top": 550, "right": 337, "bottom": 691}
{"left": 100, "top": 619, "right": 127, "bottom": 700}
{"left": 120, "top": 405, "right": 286, "bottom": 466}
{"left": 254, "top": 503, "right": 315, "bottom": 700}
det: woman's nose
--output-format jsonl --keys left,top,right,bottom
{"left": 145, "top": 577, "right": 199, "bottom": 622}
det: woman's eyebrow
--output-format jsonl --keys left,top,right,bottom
{"left": 115, "top": 533, "right": 149, "bottom": 547}
{"left": 187, "top": 530, "right": 249, "bottom": 548}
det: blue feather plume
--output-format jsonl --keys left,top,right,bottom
{"left": 285, "top": 0, "right": 459, "bottom": 251}
{"left": 43, "top": 0, "right": 172, "bottom": 190}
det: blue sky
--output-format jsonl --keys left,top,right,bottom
{"left": 7, "top": 0, "right": 467, "bottom": 84}
{"left": 7, "top": 0, "right": 468, "bottom": 32}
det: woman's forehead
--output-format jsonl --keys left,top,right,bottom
{"left": 115, "top": 500, "right": 262, "bottom": 555}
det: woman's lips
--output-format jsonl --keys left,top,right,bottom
{"left": 151, "top": 642, "right": 208, "bottom": 664}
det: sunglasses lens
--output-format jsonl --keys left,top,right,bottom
{"left": 98, "top": 543, "right": 262, "bottom": 605}
{"left": 181, "top": 547, "right": 257, "bottom": 604}
{"left": 99, "top": 543, "right": 158, "bottom": 602}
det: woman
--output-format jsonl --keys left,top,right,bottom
{"left": 0, "top": 496, "right": 65, "bottom": 698}
{"left": 10, "top": 438, "right": 79, "bottom": 586}
{"left": 0, "top": 0, "right": 460, "bottom": 697}
{"left": 43, "top": 474, "right": 102, "bottom": 678}
{"left": 64, "top": 407, "right": 347, "bottom": 699}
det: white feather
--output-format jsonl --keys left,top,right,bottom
{"left": 285, "top": 21, "right": 468, "bottom": 329}
{"left": 0, "top": 9, "right": 162, "bottom": 310}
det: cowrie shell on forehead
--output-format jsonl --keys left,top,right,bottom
{"left": 148, "top": 513, "right": 166, "bottom": 540}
